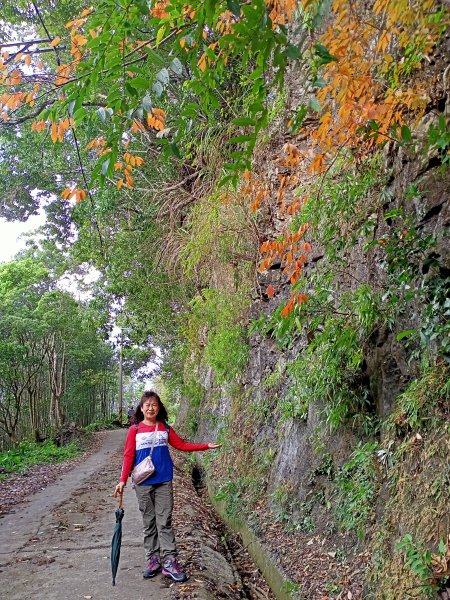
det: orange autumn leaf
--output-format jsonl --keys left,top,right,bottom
{"left": 197, "top": 53, "right": 207, "bottom": 72}
{"left": 301, "top": 242, "right": 312, "bottom": 253}
{"left": 267, "top": 285, "right": 275, "bottom": 298}
{"left": 50, "top": 37, "right": 61, "bottom": 47}
{"left": 281, "top": 297, "right": 296, "bottom": 318}
{"left": 51, "top": 122, "right": 58, "bottom": 143}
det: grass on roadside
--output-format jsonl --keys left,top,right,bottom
{"left": 0, "top": 439, "right": 82, "bottom": 479}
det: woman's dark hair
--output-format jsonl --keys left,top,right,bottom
{"left": 133, "top": 390, "right": 168, "bottom": 424}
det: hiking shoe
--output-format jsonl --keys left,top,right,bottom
{"left": 143, "top": 554, "right": 161, "bottom": 578}
{"left": 162, "top": 557, "right": 187, "bottom": 582}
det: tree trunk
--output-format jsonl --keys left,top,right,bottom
{"left": 48, "top": 332, "right": 66, "bottom": 429}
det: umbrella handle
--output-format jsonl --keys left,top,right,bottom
{"left": 118, "top": 489, "right": 123, "bottom": 509}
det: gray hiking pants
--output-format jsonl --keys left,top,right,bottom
{"left": 134, "top": 480, "right": 177, "bottom": 559}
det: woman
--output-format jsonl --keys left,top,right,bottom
{"left": 114, "top": 390, "right": 220, "bottom": 582}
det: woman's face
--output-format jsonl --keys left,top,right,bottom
{"left": 141, "top": 398, "right": 160, "bottom": 420}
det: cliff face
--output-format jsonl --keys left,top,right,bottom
{"left": 175, "top": 29, "right": 450, "bottom": 600}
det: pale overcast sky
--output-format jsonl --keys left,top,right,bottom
{"left": 0, "top": 211, "right": 46, "bottom": 263}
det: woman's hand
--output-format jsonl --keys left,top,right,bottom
{"left": 114, "top": 481, "right": 125, "bottom": 497}
{"left": 207, "top": 442, "right": 221, "bottom": 449}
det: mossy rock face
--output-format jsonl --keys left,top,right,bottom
{"left": 366, "top": 426, "right": 450, "bottom": 598}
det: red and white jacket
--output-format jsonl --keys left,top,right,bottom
{"left": 120, "top": 421, "right": 209, "bottom": 485}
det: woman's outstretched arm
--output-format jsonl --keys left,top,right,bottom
{"left": 168, "top": 426, "right": 221, "bottom": 452}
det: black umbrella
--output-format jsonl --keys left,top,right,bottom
{"left": 111, "top": 491, "right": 124, "bottom": 586}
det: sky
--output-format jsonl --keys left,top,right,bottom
{"left": 0, "top": 211, "right": 46, "bottom": 263}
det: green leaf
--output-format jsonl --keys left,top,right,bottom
{"left": 226, "top": 0, "right": 240, "bottom": 17}
{"left": 315, "top": 43, "right": 338, "bottom": 64}
{"left": 125, "top": 82, "right": 138, "bottom": 97}
{"left": 182, "top": 103, "right": 200, "bottom": 118}
{"left": 146, "top": 49, "right": 166, "bottom": 67}
{"left": 289, "top": 104, "right": 307, "bottom": 133}
{"left": 232, "top": 117, "right": 256, "bottom": 126}
{"left": 285, "top": 44, "right": 301, "bottom": 59}
{"left": 73, "top": 107, "right": 88, "bottom": 125}
{"left": 223, "top": 162, "right": 245, "bottom": 171}
{"left": 401, "top": 125, "right": 412, "bottom": 142}
{"left": 107, "top": 88, "right": 122, "bottom": 108}
{"left": 205, "top": 0, "right": 217, "bottom": 24}
{"left": 255, "top": 109, "right": 268, "bottom": 131}
{"left": 127, "top": 77, "right": 150, "bottom": 90}
{"left": 156, "top": 26, "right": 167, "bottom": 47}
{"left": 107, "top": 147, "right": 118, "bottom": 177}
{"left": 312, "top": 77, "right": 326, "bottom": 88}
{"left": 169, "top": 141, "right": 181, "bottom": 158}
{"left": 218, "top": 174, "right": 237, "bottom": 187}
{"left": 396, "top": 329, "right": 416, "bottom": 341}
{"left": 135, "top": 0, "right": 149, "bottom": 14}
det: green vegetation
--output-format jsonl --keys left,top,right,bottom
{"left": 367, "top": 362, "right": 449, "bottom": 597}
{"left": 0, "top": 439, "right": 82, "bottom": 477}
{"left": 83, "top": 417, "right": 118, "bottom": 432}
{"left": 335, "top": 442, "right": 379, "bottom": 539}
{"left": 185, "top": 289, "right": 250, "bottom": 384}
{"left": 388, "top": 363, "right": 450, "bottom": 433}
{"left": 395, "top": 534, "right": 435, "bottom": 597}
{"left": 0, "top": 254, "right": 118, "bottom": 447}
{"left": 288, "top": 319, "right": 366, "bottom": 430}
{"left": 293, "top": 154, "right": 383, "bottom": 254}
{"left": 0, "top": 1, "right": 448, "bottom": 598}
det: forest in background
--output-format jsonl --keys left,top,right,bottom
{"left": 1, "top": 0, "right": 449, "bottom": 597}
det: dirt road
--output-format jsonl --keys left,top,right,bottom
{"left": 0, "top": 429, "right": 249, "bottom": 600}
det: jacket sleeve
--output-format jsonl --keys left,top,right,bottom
{"left": 120, "top": 426, "right": 137, "bottom": 483}
{"left": 168, "top": 426, "right": 210, "bottom": 452}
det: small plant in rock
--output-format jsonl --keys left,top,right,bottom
{"left": 396, "top": 534, "right": 434, "bottom": 597}
{"left": 397, "top": 534, "right": 450, "bottom": 596}
{"left": 281, "top": 580, "right": 302, "bottom": 596}
{"left": 427, "top": 115, "right": 450, "bottom": 166}
{"left": 389, "top": 363, "right": 449, "bottom": 433}
{"left": 188, "top": 413, "right": 199, "bottom": 436}
{"left": 262, "top": 359, "right": 287, "bottom": 391}
{"left": 271, "top": 483, "right": 301, "bottom": 525}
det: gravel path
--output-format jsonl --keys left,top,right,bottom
{"left": 0, "top": 429, "right": 273, "bottom": 600}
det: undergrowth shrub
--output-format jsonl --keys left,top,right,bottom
{"left": 0, "top": 439, "right": 82, "bottom": 476}
{"left": 287, "top": 318, "right": 368, "bottom": 430}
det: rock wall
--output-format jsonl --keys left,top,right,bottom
{"left": 177, "top": 33, "right": 450, "bottom": 600}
